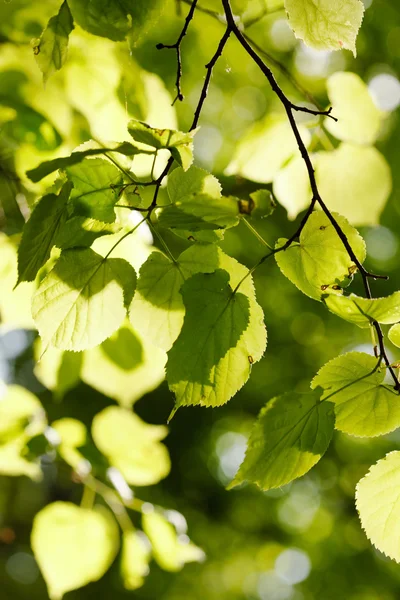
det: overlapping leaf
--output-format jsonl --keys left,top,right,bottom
{"left": 275, "top": 211, "right": 366, "bottom": 300}
{"left": 32, "top": 248, "right": 136, "bottom": 351}
{"left": 312, "top": 352, "right": 400, "bottom": 437}
{"left": 325, "top": 291, "right": 400, "bottom": 328}
{"left": 229, "top": 391, "right": 334, "bottom": 490}
{"left": 32, "top": 1, "right": 74, "bottom": 82}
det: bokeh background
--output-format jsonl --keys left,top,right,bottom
{"left": 1, "top": 0, "right": 400, "bottom": 598}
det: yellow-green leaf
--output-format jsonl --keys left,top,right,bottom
{"left": 356, "top": 452, "right": 400, "bottom": 562}
{"left": 31, "top": 502, "right": 119, "bottom": 600}
{"left": 120, "top": 531, "right": 150, "bottom": 590}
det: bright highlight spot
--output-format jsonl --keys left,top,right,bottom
{"left": 275, "top": 548, "right": 311, "bottom": 584}
{"left": 369, "top": 73, "right": 400, "bottom": 111}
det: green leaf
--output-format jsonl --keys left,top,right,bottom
{"left": 81, "top": 324, "right": 166, "bottom": 407}
{"left": 312, "top": 352, "right": 400, "bottom": 437}
{"left": 32, "top": 248, "right": 136, "bottom": 351}
{"left": 55, "top": 217, "right": 119, "bottom": 250}
{"left": 128, "top": 120, "right": 197, "bottom": 171}
{"left": 356, "top": 452, "right": 400, "bottom": 562}
{"left": 31, "top": 502, "right": 119, "bottom": 600}
{"left": 158, "top": 194, "right": 240, "bottom": 231}
{"left": 130, "top": 252, "right": 185, "bottom": 351}
{"left": 32, "top": 1, "right": 74, "bottom": 82}
{"left": 229, "top": 391, "right": 334, "bottom": 490}
{"left": 248, "top": 189, "right": 277, "bottom": 219}
{"left": 325, "top": 72, "right": 383, "bottom": 145}
{"left": 284, "top": 0, "right": 364, "bottom": 56}
{"left": 167, "top": 166, "right": 222, "bottom": 203}
{"left": 68, "top": 0, "right": 162, "bottom": 42}
{"left": 316, "top": 144, "right": 392, "bottom": 226}
{"left": 17, "top": 182, "right": 72, "bottom": 284}
{"left": 91, "top": 406, "right": 170, "bottom": 486}
{"left": 325, "top": 292, "right": 400, "bottom": 328}
{"left": 66, "top": 158, "right": 123, "bottom": 223}
{"left": 120, "top": 531, "right": 150, "bottom": 590}
{"left": 389, "top": 323, "right": 400, "bottom": 348}
{"left": 51, "top": 418, "right": 87, "bottom": 469}
{"left": 275, "top": 211, "right": 366, "bottom": 300}
{"left": 0, "top": 235, "right": 35, "bottom": 329}
{"left": 167, "top": 269, "right": 266, "bottom": 414}
{"left": 0, "top": 385, "right": 45, "bottom": 443}
{"left": 273, "top": 156, "right": 311, "bottom": 220}
{"left": 225, "top": 114, "right": 311, "bottom": 183}
{"left": 142, "top": 512, "right": 204, "bottom": 572}
{"left": 34, "top": 341, "right": 82, "bottom": 400}
{"left": 26, "top": 142, "right": 144, "bottom": 183}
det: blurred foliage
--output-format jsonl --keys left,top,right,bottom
{"left": 1, "top": 0, "right": 400, "bottom": 599}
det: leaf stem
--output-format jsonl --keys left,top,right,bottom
{"left": 241, "top": 218, "right": 273, "bottom": 250}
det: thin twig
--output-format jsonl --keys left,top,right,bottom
{"left": 157, "top": 0, "right": 199, "bottom": 103}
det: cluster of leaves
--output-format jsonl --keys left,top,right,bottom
{"left": 2, "top": 0, "right": 400, "bottom": 596}
{"left": 0, "top": 383, "right": 203, "bottom": 599}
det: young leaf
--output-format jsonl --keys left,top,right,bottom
{"left": 325, "top": 291, "right": 400, "bottom": 328}
{"left": 0, "top": 385, "right": 45, "bottom": 443}
{"left": 142, "top": 512, "right": 204, "bottom": 572}
{"left": 284, "top": 0, "right": 364, "bottom": 56}
{"left": 312, "top": 352, "right": 400, "bottom": 437}
{"left": 32, "top": 1, "right": 74, "bottom": 82}
{"left": 32, "top": 248, "right": 136, "bottom": 351}
{"left": 275, "top": 211, "right": 366, "bottom": 300}
{"left": 167, "top": 166, "right": 222, "bottom": 203}
{"left": 229, "top": 391, "right": 333, "bottom": 490}
{"left": 273, "top": 156, "right": 311, "bottom": 220}
{"left": 225, "top": 114, "right": 311, "bottom": 184}
{"left": 31, "top": 502, "right": 119, "bottom": 600}
{"left": 81, "top": 324, "right": 166, "bottom": 407}
{"left": 66, "top": 158, "right": 123, "bottom": 223}
{"left": 325, "top": 72, "right": 383, "bottom": 145}
{"left": 248, "top": 189, "right": 277, "bottom": 219}
{"left": 316, "top": 144, "right": 392, "bottom": 226}
{"left": 55, "top": 217, "right": 119, "bottom": 250}
{"left": 389, "top": 323, "right": 400, "bottom": 348}
{"left": 128, "top": 120, "right": 197, "bottom": 170}
{"left": 121, "top": 531, "right": 150, "bottom": 590}
{"left": 26, "top": 142, "right": 144, "bottom": 183}
{"left": 92, "top": 406, "right": 170, "bottom": 486}
{"left": 167, "top": 269, "right": 265, "bottom": 414}
{"left": 356, "top": 452, "right": 400, "bottom": 562}
{"left": 17, "top": 182, "right": 72, "bottom": 284}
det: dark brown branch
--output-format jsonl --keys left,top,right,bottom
{"left": 148, "top": 26, "right": 231, "bottom": 215}
{"left": 221, "top": 0, "right": 399, "bottom": 390}
{"left": 156, "top": 0, "right": 198, "bottom": 103}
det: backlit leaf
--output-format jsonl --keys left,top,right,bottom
{"left": 325, "top": 72, "right": 383, "bottom": 145}
{"left": 275, "top": 211, "right": 366, "bottom": 300}
{"left": 284, "top": 0, "right": 364, "bottom": 56}
{"left": 66, "top": 158, "right": 123, "bottom": 223}
{"left": 273, "top": 156, "right": 311, "bottom": 220}
{"left": 142, "top": 512, "right": 204, "bottom": 572}
{"left": 356, "top": 452, "right": 400, "bottom": 562}
{"left": 32, "top": 248, "right": 136, "bottom": 351}
{"left": 389, "top": 323, "right": 400, "bottom": 348}
{"left": 32, "top": 1, "right": 74, "bottom": 82}
{"left": 316, "top": 144, "right": 392, "bottom": 226}
{"left": 92, "top": 406, "right": 170, "bottom": 486}
{"left": 120, "top": 531, "right": 150, "bottom": 590}
{"left": 51, "top": 418, "right": 87, "bottom": 469}
{"left": 17, "top": 182, "right": 72, "bottom": 283}
{"left": 225, "top": 114, "right": 311, "bottom": 184}
{"left": 312, "top": 352, "right": 400, "bottom": 437}
{"left": 229, "top": 391, "right": 334, "bottom": 490}
{"left": 325, "top": 291, "right": 400, "bottom": 328}
{"left": 31, "top": 502, "right": 119, "bottom": 599}
{"left": 55, "top": 217, "right": 119, "bottom": 250}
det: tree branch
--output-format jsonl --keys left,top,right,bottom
{"left": 156, "top": 0, "right": 199, "bottom": 104}
{"left": 221, "top": 0, "right": 399, "bottom": 390}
